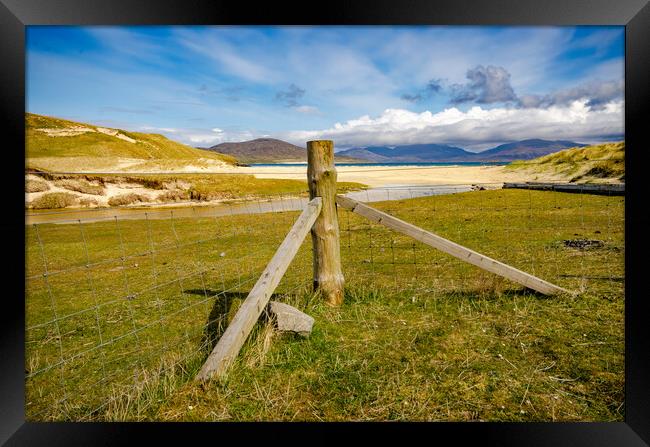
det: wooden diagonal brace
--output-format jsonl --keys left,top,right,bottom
{"left": 196, "top": 197, "right": 323, "bottom": 381}
{"left": 336, "top": 195, "right": 571, "bottom": 296}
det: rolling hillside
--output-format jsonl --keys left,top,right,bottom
{"left": 205, "top": 138, "right": 306, "bottom": 163}
{"left": 26, "top": 113, "right": 237, "bottom": 171}
{"left": 473, "top": 139, "right": 588, "bottom": 161}
{"left": 506, "top": 141, "right": 624, "bottom": 183}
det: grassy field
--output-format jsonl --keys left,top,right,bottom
{"left": 506, "top": 142, "right": 625, "bottom": 183}
{"left": 25, "top": 188, "right": 624, "bottom": 421}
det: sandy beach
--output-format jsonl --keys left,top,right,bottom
{"left": 28, "top": 156, "right": 553, "bottom": 188}
{"left": 236, "top": 164, "right": 529, "bottom": 187}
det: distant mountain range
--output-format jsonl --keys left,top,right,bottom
{"left": 202, "top": 138, "right": 587, "bottom": 163}
{"left": 336, "top": 139, "right": 588, "bottom": 163}
{"left": 202, "top": 138, "right": 363, "bottom": 163}
{"left": 337, "top": 144, "right": 470, "bottom": 162}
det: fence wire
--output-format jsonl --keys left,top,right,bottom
{"left": 25, "top": 182, "right": 624, "bottom": 421}
{"left": 25, "top": 191, "right": 314, "bottom": 421}
{"left": 338, "top": 185, "right": 624, "bottom": 302}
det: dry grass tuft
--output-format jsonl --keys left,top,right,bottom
{"left": 54, "top": 179, "right": 105, "bottom": 195}
{"left": 157, "top": 190, "right": 190, "bottom": 203}
{"left": 107, "top": 193, "right": 150, "bottom": 206}
{"left": 243, "top": 322, "right": 276, "bottom": 369}
{"left": 29, "top": 192, "right": 78, "bottom": 209}
{"left": 26, "top": 179, "right": 50, "bottom": 193}
{"left": 103, "top": 352, "right": 196, "bottom": 421}
{"left": 78, "top": 197, "right": 99, "bottom": 207}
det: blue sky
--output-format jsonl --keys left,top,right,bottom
{"left": 26, "top": 26, "right": 624, "bottom": 151}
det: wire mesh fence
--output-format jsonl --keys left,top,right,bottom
{"left": 25, "top": 191, "right": 316, "bottom": 421}
{"left": 24, "top": 182, "right": 624, "bottom": 421}
{"left": 338, "top": 185, "right": 624, "bottom": 301}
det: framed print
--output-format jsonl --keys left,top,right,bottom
{"left": 2, "top": 0, "right": 649, "bottom": 444}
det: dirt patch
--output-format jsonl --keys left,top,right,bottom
{"left": 563, "top": 239, "right": 605, "bottom": 250}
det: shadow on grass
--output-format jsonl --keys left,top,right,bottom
{"left": 182, "top": 289, "right": 246, "bottom": 354}
{"left": 183, "top": 289, "right": 293, "bottom": 354}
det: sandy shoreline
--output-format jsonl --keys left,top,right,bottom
{"left": 36, "top": 161, "right": 536, "bottom": 188}
{"left": 236, "top": 164, "right": 526, "bottom": 187}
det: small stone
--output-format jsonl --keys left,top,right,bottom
{"left": 267, "top": 301, "right": 314, "bottom": 337}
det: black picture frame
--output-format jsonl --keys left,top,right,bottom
{"left": 2, "top": 0, "right": 648, "bottom": 444}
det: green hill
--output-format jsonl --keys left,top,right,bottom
{"left": 506, "top": 141, "right": 624, "bottom": 183}
{"left": 26, "top": 113, "right": 237, "bottom": 167}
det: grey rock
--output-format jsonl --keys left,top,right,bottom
{"left": 267, "top": 301, "right": 314, "bottom": 337}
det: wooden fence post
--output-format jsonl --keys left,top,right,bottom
{"left": 307, "top": 140, "right": 345, "bottom": 306}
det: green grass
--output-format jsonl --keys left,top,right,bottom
{"left": 25, "top": 189, "right": 624, "bottom": 421}
{"left": 506, "top": 142, "right": 625, "bottom": 182}
{"left": 25, "top": 113, "right": 237, "bottom": 164}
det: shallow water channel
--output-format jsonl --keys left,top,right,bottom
{"left": 25, "top": 185, "right": 478, "bottom": 225}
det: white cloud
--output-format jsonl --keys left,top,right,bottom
{"left": 131, "top": 100, "right": 623, "bottom": 150}
{"left": 279, "top": 100, "right": 623, "bottom": 149}
{"left": 377, "top": 27, "right": 572, "bottom": 92}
